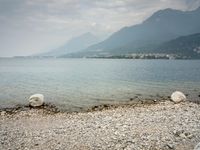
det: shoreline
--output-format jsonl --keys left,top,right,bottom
{"left": 0, "top": 96, "right": 199, "bottom": 114}
{"left": 0, "top": 98, "right": 168, "bottom": 115}
{"left": 1, "top": 100, "right": 200, "bottom": 149}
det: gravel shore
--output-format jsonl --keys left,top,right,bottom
{"left": 0, "top": 101, "right": 200, "bottom": 150}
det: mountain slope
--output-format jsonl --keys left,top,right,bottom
{"left": 153, "top": 33, "right": 200, "bottom": 58}
{"left": 61, "top": 33, "right": 200, "bottom": 59}
{"left": 68, "top": 7, "right": 200, "bottom": 57}
{"left": 39, "top": 32, "right": 100, "bottom": 57}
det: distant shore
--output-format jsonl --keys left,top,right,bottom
{"left": 1, "top": 100, "right": 200, "bottom": 150}
{"left": 11, "top": 55, "right": 200, "bottom": 59}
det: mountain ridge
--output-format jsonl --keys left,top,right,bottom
{"left": 38, "top": 32, "right": 100, "bottom": 57}
{"left": 61, "top": 33, "right": 200, "bottom": 59}
{"left": 61, "top": 7, "right": 200, "bottom": 58}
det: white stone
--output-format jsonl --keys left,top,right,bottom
{"left": 171, "top": 91, "right": 186, "bottom": 103}
{"left": 1, "top": 111, "right": 6, "bottom": 116}
{"left": 194, "top": 142, "right": 200, "bottom": 150}
{"left": 29, "top": 94, "right": 44, "bottom": 107}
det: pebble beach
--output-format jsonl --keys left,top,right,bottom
{"left": 0, "top": 100, "right": 200, "bottom": 150}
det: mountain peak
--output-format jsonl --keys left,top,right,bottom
{"left": 156, "top": 8, "right": 182, "bottom": 14}
{"left": 75, "top": 32, "right": 97, "bottom": 40}
{"left": 37, "top": 32, "right": 100, "bottom": 57}
{"left": 144, "top": 7, "right": 200, "bottom": 24}
{"left": 82, "top": 32, "right": 94, "bottom": 37}
{"left": 144, "top": 8, "right": 182, "bottom": 23}
{"left": 160, "top": 8, "right": 177, "bottom": 12}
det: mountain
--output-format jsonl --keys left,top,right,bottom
{"left": 60, "top": 33, "right": 200, "bottom": 59}
{"left": 63, "top": 7, "right": 200, "bottom": 58}
{"left": 39, "top": 32, "right": 100, "bottom": 57}
{"left": 153, "top": 33, "right": 200, "bottom": 58}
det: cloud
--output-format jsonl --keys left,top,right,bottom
{"left": 0, "top": 0, "right": 200, "bottom": 56}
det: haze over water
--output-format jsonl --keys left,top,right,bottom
{"left": 0, "top": 58, "right": 200, "bottom": 111}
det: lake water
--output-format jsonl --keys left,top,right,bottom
{"left": 0, "top": 58, "right": 200, "bottom": 111}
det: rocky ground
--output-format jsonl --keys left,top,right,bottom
{"left": 0, "top": 101, "right": 200, "bottom": 150}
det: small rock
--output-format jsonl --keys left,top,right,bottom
{"left": 194, "top": 142, "right": 200, "bottom": 150}
{"left": 171, "top": 91, "right": 186, "bottom": 103}
{"left": 1, "top": 111, "right": 6, "bottom": 116}
{"left": 179, "top": 133, "right": 186, "bottom": 138}
{"left": 173, "top": 130, "right": 184, "bottom": 137}
{"left": 166, "top": 143, "right": 175, "bottom": 149}
{"left": 29, "top": 94, "right": 44, "bottom": 107}
{"left": 186, "top": 133, "right": 193, "bottom": 139}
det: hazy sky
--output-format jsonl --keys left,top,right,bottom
{"left": 0, "top": 0, "right": 200, "bottom": 57}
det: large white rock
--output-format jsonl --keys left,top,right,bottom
{"left": 171, "top": 91, "right": 186, "bottom": 103}
{"left": 29, "top": 94, "right": 44, "bottom": 107}
{"left": 194, "top": 142, "right": 200, "bottom": 150}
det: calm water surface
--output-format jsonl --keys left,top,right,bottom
{"left": 0, "top": 58, "right": 200, "bottom": 110}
